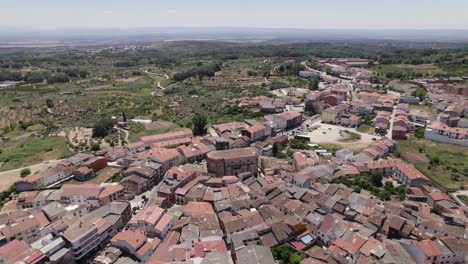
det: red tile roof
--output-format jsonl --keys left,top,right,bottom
{"left": 183, "top": 201, "right": 214, "bottom": 216}
{"left": 193, "top": 240, "right": 227, "bottom": 258}
{"left": 140, "top": 128, "right": 193, "bottom": 144}
{"left": 334, "top": 233, "right": 367, "bottom": 255}
{"left": 417, "top": 240, "right": 440, "bottom": 257}
{"left": 111, "top": 229, "right": 146, "bottom": 250}
{"left": 154, "top": 213, "right": 173, "bottom": 234}
{"left": 61, "top": 183, "right": 101, "bottom": 197}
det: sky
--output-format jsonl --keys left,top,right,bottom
{"left": 1, "top": 0, "right": 468, "bottom": 30}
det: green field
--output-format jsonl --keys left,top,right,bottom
{"left": 0, "top": 136, "right": 73, "bottom": 172}
{"left": 372, "top": 64, "right": 447, "bottom": 78}
{"left": 357, "top": 124, "right": 374, "bottom": 133}
{"left": 127, "top": 124, "right": 181, "bottom": 143}
{"left": 397, "top": 139, "right": 468, "bottom": 191}
{"left": 458, "top": 195, "right": 468, "bottom": 206}
{"left": 339, "top": 130, "right": 362, "bottom": 142}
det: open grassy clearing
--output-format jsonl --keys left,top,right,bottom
{"left": 0, "top": 159, "right": 63, "bottom": 192}
{"left": 409, "top": 104, "right": 438, "bottom": 119}
{"left": 357, "top": 124, "right": 374, "bottom": 133}
{"left": 0, "top": 136, "right": 73, "bottom": 172}
{"left": 397, "top": 139, "right": 468, "bottom": 191}
{"left": 372, "top": 64, "right": 447, "bottom": 76}
{"left": 128, "top": 122, "right": 181, "bottom": 143}
{"left": 339, "top": 130, "right": 362, "bottom": 142}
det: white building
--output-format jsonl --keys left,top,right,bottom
{"left": 425, "top": 121, "right": 468, "bottom": 147}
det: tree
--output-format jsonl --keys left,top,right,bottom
{"left": 364, "top": 114, "right": 373, "bottom": 125}
{"left": 0, "top": 70, "right": 21, "bottom": 82}
{"left": 430, "top": 156, "right": 441, "bottom": 165}
{"left": 47, "top": 73, "right": 70, "bottom": 84}
{"left": 414, "top": 127, "right": 425, "bottom": 138}
{"left": 272, "top": 144, "right": 279, "bottom": 157}
{"left": 192, "top": 114, "right": 207, "bottom": 136}
{"left": 371, "top": 173, "right": 383, "bottom": 187}
{"left": 46, "top": 98, "right": 54, "bottom": 108}
{"left": 91, "top": 143, "right": 101, "bottom": 151}
{"left": 289, "top": 253, "right": 303, "bottom": 264}
{"left": 25, "top": 71, "right": 48, "bottom": 83}
{"left": 92, "top": 118, "right": 115, "bottom": 138}
{"left": 308, "top": 77, "right": 319, "bottom": 90}
{"left": 20, "top": 168, "right": 31, "bottom": 178}
{"left": 415, "top": 87, "right": 427, "bottom": 101}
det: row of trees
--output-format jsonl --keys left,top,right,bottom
{"left": 1, "top": 69, "right": 89, "bottom": 84}
{"left": 173, "top": 63, "right": 221, "bottom": 81}
{"left": 277, "top": 63, "right": 305, "bottom": 76}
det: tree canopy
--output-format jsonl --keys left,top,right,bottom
{"left": 92, "top": 118, "right": 116, "bottom": 138}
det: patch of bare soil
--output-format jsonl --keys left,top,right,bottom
{"left": 144, "top": 121, "right": 177, "bottom": 130}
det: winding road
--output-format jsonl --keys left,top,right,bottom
{"left": 143, "top": 70, "right": 170, "bottom": 91}
{"left": 157, "top": 74, "right": 170, "bottom": 89}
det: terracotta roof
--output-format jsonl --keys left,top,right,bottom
{"left": 121, "top": 174, "right": 148, "bottom": 184}
{"left": 183, "top": 201, "right": 215, "bottom": 216}
{"left": 417, "top": 240, "right": 440, "bottom": 257}
{"left": 111, "top": 229, "right": 146, "bottom": 250}
{"left": 127, "top": 141, "right": 145, "bottom": 149}
{"left": 153, "top": 137, "right": 192, "bottom": 148}
{"left": 244, "top": 124, "right": 266, "bottom": 134}
{"left": 129, "top": 205, "right": 164, "bottom": 226}
{"left": 155, "top": 213, "right": 173, "bottom": 233}
{"left": 207, "top": 147, "right": 257, "bottom": 160}
{"left": 395, "top": 162, "right": 429, "bottom": 181}
{"left": 429, "top": 120, "right": 468, "bottom": 135}
{"left": 32, "top": 211, "right": 50, "bottom": 227}
{"left": 17, "top": 191, "right": 38, "bottom": 204}
{"left": 148, "top": 148, "right": 180, "bottom": 163}
{"left": 193, "top": 240, "right": 227, "bottom": 258}
{"left": 334, "top": 233, "right": 367, "bottom": 255}
{"left": 275, "top": 111, "right": 302, "bottom": 120}
{"left": 140, "top": 128, "right": 193, "bottom": 143}
{"left": 177, "top": 140, "right": 210, "bottom": 159}
{"left": 428, "top": 192, "right": 451, "bottom": 202}
{"left": 0, "top": 240, "right": 45, "bottom": 264}
{"left": 440, "top": 237, "right": 468, "bottom": 254}
{"left": 18, "top": 174, "right": 43, "bottom": 183}
{"left": 98, "top": 184, "right": 123, "bottom": 199}
{"left": 61, "top": 183, "right": 100, "bottom": 197}
{"left": 74, "top": 166, "right": 93, "bottom": 174}
{"left": 293, "top": 152, "right": 309, "bottom": 169}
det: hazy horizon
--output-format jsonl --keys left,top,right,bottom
{"left": 2, "top": 0, "right": 468, "bottom": 30}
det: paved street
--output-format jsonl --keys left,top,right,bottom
{"left": 129, "top": 190, "right": 151, "bottom": 210}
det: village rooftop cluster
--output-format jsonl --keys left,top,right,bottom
{"left": 0, "top": 57, "right": 467, "bottom": 264}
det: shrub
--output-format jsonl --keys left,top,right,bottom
{"left": 20, "top": 168, "right": 31, "bottom": 178}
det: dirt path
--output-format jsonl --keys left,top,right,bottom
{"left": 116, "top": 127, "right": 129, "bottom": 143}
{"left": 0, "top": 159, "right": 62, "bottom": 191}
{"left": 157, "top": 74, "right": 170, "bottom": 89}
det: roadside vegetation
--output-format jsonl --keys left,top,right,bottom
{"left": 397, "top": 139, "right": 468, "bottom": 191}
